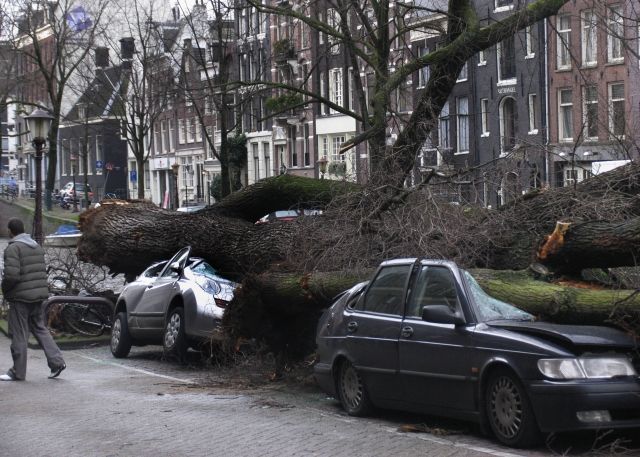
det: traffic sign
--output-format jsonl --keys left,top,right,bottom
{"left": 130, "top": 170, "right": 137, "bottom": 182}
{"left": 96, "top": 160, "right": 104, "bottom": 169}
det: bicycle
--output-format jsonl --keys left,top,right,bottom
{"left": 44, "top": 296, "right": 114, "bottom": 337}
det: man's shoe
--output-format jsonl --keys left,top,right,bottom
{"left": 48, "top": 364, "right": 66, "bottom": 379}
{"left": 0, "top": 373, "right": 17, "bottom": 381}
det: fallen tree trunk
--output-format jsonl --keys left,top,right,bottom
{"left": 537, "top": 219, "right": 640, "bottom": 273}
{"left": 223, "top": 268, "right": 640, "bottom": 363}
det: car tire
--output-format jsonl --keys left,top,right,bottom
{"left": 336, "top": 360, "right": 373, "bottom": 416}
{"left": 111, "top": 312, "right": 132, "bottom": 358}
{"left": 485, "top": 368, "right": 541, "bottom": 448}
{"left": 163, "top": 307, "right": 188, "bottom": 361}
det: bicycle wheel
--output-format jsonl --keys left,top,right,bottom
{"left": 61, "top": 304, "right": 106, "bottom": 337}
{"left": 44, "top": 302, "right": 66, "bottom": 334}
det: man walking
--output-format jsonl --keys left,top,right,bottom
{"left": 0, "top": 218, "right": 66, "bottom": 381}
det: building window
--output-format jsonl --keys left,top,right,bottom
{"left": 168, "top": 119, "right": 174, "bottom": 151}
{"left": 417, "top": 45, "right": 430, "bottom": 87}
{"left": 583, "top": 85, "right": 598, "bottom": 140}
{"left": 263, "top": 142, "right": 271, "bottom": 177}
{"left": 581, "top": 10, "right": 597, "bottom": 66}
{"left": 495, "top": 0, "right": 513, "bottom": 12}
{"left": 304, "top": 124, "right": 310, "bottom": 166}
{"left": 478, "top": 49, "right": 487, "bottom": 66}
{"left": 557, "top": 15, "right": 571, "bottom": 70}
{"left": 481, "top": 98, "right": 489, "bottom": 136}
{"left": 525, "top": 26, "right": 535, "bottom": 57}
{"left": 178, "top": 119, "right": 185, "bottom": 144}
{"left": 498, "top": 36, "right": 516, "bottom": 82}
{"left": 564, "top": 168, "right": 578, "bottom": 186}
{"left": 187, "top": 118, "right": 195, "bottom": 143}
{"left": 160, "top": 120, "right": 167, "bottom": 153}
{"left": 500, "top": 97, "right": 517, "bottom": 153}
{"left": 155, "top": 126, "right": 162, "bottom": 154}
{"left": 456, "top": 97, "right": 469, "bottom": 153}
{"left": 252, "top": 142, "right": 260, "bottom": 182}
{"left": 607, "top": 5, "right": 624, "bottom": 63}
{"left": 456, "top": 61, "right": 468, "bottom": 82}
{"left": 609, "top": 82, "right": 625, "bottom": 138}
{"left": 332, "top": 135, "right": 346, "bottom": 162}
{"left": 528, "top": 94, "right": 538, "bottom": 133}
{"left": 558, "top": 88, "right": 573, "bottom": 142}
{"left": 289, "top": 125, "right": 298, "bottom": 167}
{"left": 439, "top": 102, "right": 450, "bottom": 150}
{"left": 329, "top": 68, "right": 343, "bottom": 113}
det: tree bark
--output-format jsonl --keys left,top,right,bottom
{"left": 537, "top": 220, "right": 640, "bottom": 273}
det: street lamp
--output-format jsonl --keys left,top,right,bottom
{"left": 24, "top": 107, "right": 53, "bottom": 245}
{"left": 70, "top": 154, "right": 79, "bottom": 213}
{"left": 171, "top": 162, "right": 180, "bottom": 209}
{"left": 185, "top": 164, "right": 194, "bottom": 208}
{"left": 317, "top": 156, "right": 328, "bottom": 179}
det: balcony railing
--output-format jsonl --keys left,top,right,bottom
{"left": 273, "top": 39, "right": 295, "bottom": 63}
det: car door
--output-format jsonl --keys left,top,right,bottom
{"left": 343, "top": 261, "right": 414, "bottom": 403}
{"left": 398, "top": 263, "right": 476, "bottom": 412}
{"left": 130, "top": 247, "right": 190, "bottom": 332}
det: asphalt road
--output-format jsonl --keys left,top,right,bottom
{"left": 1, "top": 337, "right": 639, "bottom": 457}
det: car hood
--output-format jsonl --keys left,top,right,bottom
{"left": 487, "top": 321, "right": 637, "bottom": 349}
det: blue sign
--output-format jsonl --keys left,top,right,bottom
{"left": 96, "top": 160, "right": 104, "bottom": 169}
{"left": 130, "top": 170, "right": 137, "bottom": 182}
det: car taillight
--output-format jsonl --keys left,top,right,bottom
{"left": 214, "top": 298, "right": 229, "bottom": 308}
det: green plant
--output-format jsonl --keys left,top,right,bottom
{"left": 272, "top": 38, "right": 293, "bottom": 56}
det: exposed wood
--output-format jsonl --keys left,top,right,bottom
{"left": 536, "top": 219, "right": 640, "bottom": 273}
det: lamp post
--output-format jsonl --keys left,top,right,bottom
{"left": 24, "top": 108, "right": 53, "bottom": 245}
{"left": 171, "top": 162, "right": 180, "bottom": 210}
{"left": 317, "top": 156, "right": 328, "bottom": 179}
{"left": 70, "top": 154, "right": 79, "bottom": 213}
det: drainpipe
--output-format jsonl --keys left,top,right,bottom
{"left": 543, "top": 19, "right": 550, "bottom": 186}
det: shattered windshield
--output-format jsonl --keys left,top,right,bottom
{"left": 464, "top": 271, "right": 533, "bottom": 322}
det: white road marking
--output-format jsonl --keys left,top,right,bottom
{"left": 75, "top": 353, "right": 196, "bottom": 384}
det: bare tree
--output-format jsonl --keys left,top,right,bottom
{"left": 0, "top": 0, "right": 107, "bottom": 208}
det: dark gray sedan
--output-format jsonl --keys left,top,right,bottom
{"left": 110, "top": 246, "right": 236, "bottom": 360}
{"left": 315, "top": 258, "right": 640, "bottom": 448}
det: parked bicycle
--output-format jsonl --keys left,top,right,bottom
{"left": 44, "top": 296, "right": 114, "bottom": 337}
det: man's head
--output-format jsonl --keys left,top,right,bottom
{"left": 7, "top": 218, "right": 25, "bottom": 238}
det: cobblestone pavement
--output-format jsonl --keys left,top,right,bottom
{"left": 2, "top": 337, "right": 638, "bottom": 457}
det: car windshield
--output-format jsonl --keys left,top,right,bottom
{"left": 191, "top": 261, "right": 220, "bottom": 279}
{"left": 463, "top": 271, "right": 533, "bottom": 322}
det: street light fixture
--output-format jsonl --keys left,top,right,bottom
{"left": 171, "top": 162, "right": 180, "bottom": 210}
{"left": 24, "top": 107, "right": 53, "bottom": 245}
{"left": 317, "top": 156, "right": 328, "bottom": 179}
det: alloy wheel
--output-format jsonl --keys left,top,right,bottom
{"left": 340, "top": 363, "right": 364, "bottom": 410}
{"left": 164, "top": 312, "right": 181, "bottom": 349}
{"left": 110, "top": 318, "right": 121, "bottom": 352}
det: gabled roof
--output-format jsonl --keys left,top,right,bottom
{"left": 66, "top": 65, "right": 128, "bottom": 122}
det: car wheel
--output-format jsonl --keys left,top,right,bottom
{"left": 485, "top": 368, "right": 541, "bottom": 448}
{"left": 163, "top": 307, "right": 188, "bottom": 361}
{"left": 111, "top": 312, "right": 132, "bottom": 358}
{"left": 337, "top": 360, "right": 373, "bottom": 416}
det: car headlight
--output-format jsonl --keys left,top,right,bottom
{"left": 194, "top": 276, "right": 221, "bottom": 295}
{"left": 538, "top": 357, "right": 637, "bottom": 380}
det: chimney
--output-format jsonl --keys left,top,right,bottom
{"left": 120, "top": 37, "right": 135, "bottom": 60}
{"left": 95, "top": 47, "right": 109, "bottom": 68}
{"left": 172, "top": 5, "right": 180, "bottom": 21}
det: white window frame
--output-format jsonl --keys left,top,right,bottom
{"left": 494, "top": 0, "right": 514, "bottom": 13}
{"left": 478, "top": 49, "right": 487, "bottom": 66}
{"left": 439, "top": 102, "right": 450, "bottom": 151}
{"left": 558, "top": 88, "right": 574, "bottom": 142}
{"left": 456, "top": 96, "right": 469, "bottom": 154}
{"left": 497, "top": 37, "right": 517, "bottom": 85}
{"left": 607, "top": 5, "right": 624, "bottom": 63}
{"left": 178, "top": 119, "right": 185, "bottom": 144}
{"left": 329, "top": 68, "right": 343, "bottom": 113}
{"left": 168, "top": 119, "right": 174, "bottom": 151}
{"left": 187, "top": 118, "right": 195, "bottom": 143}
{"left": 456, "top": 61, "right": 468, "bottom": 82}
{"left": 525, "top": 26, "right": 535, "bottom": 58}
{"left": 160, "top": 120, "right": 166, "bottom": 153}
{"left": 557, "top": 15, "right": 572, "bottom": 70}
{"left": 417, "top": 45, "right": 430, "bottom": 87}
{"left": 528, "top": 94, "right": 538, "bottom": 134}
{"left": 581, "top": 10, "right": 597, "bottom": 67}
{"left": 583, "top": 85, "right": 598, "bottom": 141}
{"left": 608, "top": 82, "right": 625, "bottom": 139}
{"left": 481, "top": 98, "right": 489, "bottom": 137}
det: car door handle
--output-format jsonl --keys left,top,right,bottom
{"left": 347, "top": 321, "right": 358, "bottom": 333}
{"left": 401, "top": 326, "right": 414, "bottom": 338}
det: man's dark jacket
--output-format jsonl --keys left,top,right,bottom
{"left": 1, "top": 233, "right": 49, "bottom": 303}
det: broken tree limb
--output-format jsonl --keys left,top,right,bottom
{"left": 537, "top": 219, "right": 640, "bottom": 273}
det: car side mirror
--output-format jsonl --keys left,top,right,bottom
{"left": 422, "top": 305, "right": 466, "bottom": 326}
{"left": 169, "top": 261, "right": 182, "bottom": 273}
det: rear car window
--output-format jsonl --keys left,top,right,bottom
{"left": 356, "top": 265, "right": 411, "bottom": 315}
